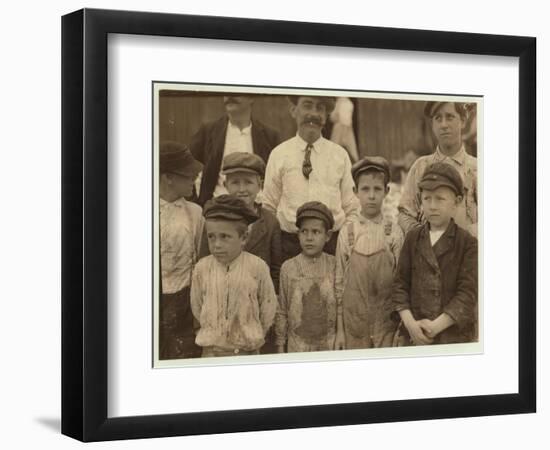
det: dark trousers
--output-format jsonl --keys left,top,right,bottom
{"left": 280, "top": 229, "right": 340, "bottom": 263}
{"left": 159, "top": 286, "right": 202, "bottom": 360}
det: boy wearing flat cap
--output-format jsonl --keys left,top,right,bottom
{"left": 159, "top": 141, "right": 204, "bottom": 359}
{"left": 392, "top": 163, "right": 478, "bottom": 345}
{"left": 263, "top": 95, "right": 360, "bottom": 262}
{"left": 190, "top": 195, "right": 277, "bottom": 357}
{"left": 334, "top": 157, "right": 404, "bottom": 350}
{"left": 275, "top": 201, "right": 338, "bottom": 353}
{"left": 398, "top": 101, "right": 478, "bottom": 237}
{"left": 198, "top": 152, "right": 282, "bottom": 294}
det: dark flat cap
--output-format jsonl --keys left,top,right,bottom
{"left": 424, "top": 101, "right": 468, "bottom": 120}
{"left": 287, "top": 95, "right": 336, "bottom": 113}
{"left": 222, "top": 152, "right": 266, "bottom": 177}
{"left": 160, "top": 141, "right": 203, "bottom": 176}
{"left": 203, "top": 194, "right": 259, "bottom": 224}
{"left": 418, "top": 162, "right": 464, "bottom": 196}
{"left": 296, "top": 201, "right": 335, "bottom": 230}
{"left": 351, "top": 156, "right": 390, "bottom": 183}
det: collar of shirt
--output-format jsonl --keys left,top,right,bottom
{"left": 160, "top": 196, "right": 187, "bottom": 209}
{"left": 434, "top": 145, "right": 466, "bottom": 166}
{"left": 227, "top": 120, "right": 252, "bottom": 136}
{"left": 295, "top": 134, "right": 324, "bottom": 153}
{"left": 357, "top": 213, "right": 383, "bottom": 225}
{"left": 214, "top": 251, "right": 244, "bottom": 272}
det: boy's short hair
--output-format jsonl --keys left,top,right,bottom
{"left": 418, "top": 162, "right": 464, "bottom": 196}
{"left": 222, "top": 152, "right": 266, "bottom": 178}
{"left": 287, "top": 95, "right": 336, "bottom": 113}
{"left": 295, "top": 201, "right": 334, "bottom": 231}
{"left": 203, "top": 194, "right": 259, "bottom": 224}
{"left": 351, "top": 156, "right": 390, "bottom": 186}
{"left": 424, "top": 101, "right": 468, "bottom": 121}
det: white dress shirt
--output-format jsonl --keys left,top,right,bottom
{"left": 263, "top": 135, "right": 360, "bottom": 233}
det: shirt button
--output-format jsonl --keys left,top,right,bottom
{"left": 234, "top": 348, "right": 239, "bottom": 354}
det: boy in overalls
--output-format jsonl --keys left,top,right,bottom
{"left": 334, "top": 157, "right": 404, "bottom": 350}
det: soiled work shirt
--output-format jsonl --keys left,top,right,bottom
{"left": 275, "top": 253, "right": 337, "bottom": 352}
{"left": 160, "top": 198, "right": 203, "bottom": 294}
{"left": 398, "top": 146, "right": 478, "bottom": 236}
{"left": 190, "top": 252, "right": 277, "bottom": 351}
{"left": 263, "top": 135, "right": 360, "bottom": 233}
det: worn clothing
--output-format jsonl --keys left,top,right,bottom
{"left": 275, "top": 253, "right": 337, "bottom": 352}
{"left": 263, "top": 135, "right": 360, "bottom": 233}
{"left": 335, "top": 215, "right": 404, "bottom": 349}
{"left": 191, "top": 252, "right": 277, "bottom": 352}
{"left": 190, "top": 117, "right": 280, "bottom": 206}
{"left": 392, "top": 220, "right": 478, "bottom": 344}
{"left": 199, "top": 205, "right": 282, "bottom": 293}
{"left": 160, "top": 198, "right": 203, "bottom": 294}
{"left": 159, "top": 287, "right": 201, "bottom": 359}
{"left": 398, "top": 146, "right": 478, "bottom": 236}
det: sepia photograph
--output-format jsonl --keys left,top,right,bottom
{"left": 153, "top": 83, "right": 482, "bottom": 367}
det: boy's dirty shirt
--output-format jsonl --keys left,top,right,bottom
{"left": 275, "top": 253, "right": 337, "bottom": 352}
{"left": 190, "top": 252, "right": 277, "bottom": 351}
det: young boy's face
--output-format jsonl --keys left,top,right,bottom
{"left": 205, "top": 219, "right": 248, "bottom": 265}
{"left": 420, "top": 186, "right": 462, "bottom": 231}
{"left": 224, "top": 172, "right": 262, "bottom": 208}
{"left": 354, "top": 171, "right": 388, "bottom": 220}
{"left": 298, "top": 217, "right": 331, "bottom": 258}
{"left": 165, "top": 172, "right": 196, "bottom": 199}
{"left": 431, "top": 102, "right": 464, "bottom": 153}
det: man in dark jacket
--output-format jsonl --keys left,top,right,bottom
{"left": 190, "top": 95, "right": 281, "bottom": 206}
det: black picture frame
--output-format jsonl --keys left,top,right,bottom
{"left": 61, "top": 8, "right": 536, "bottom": 442}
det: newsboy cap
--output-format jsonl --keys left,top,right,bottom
{"left": 424, "top": 101, "right": 468, "bottom": 120}
{"left": 418, "top": 162, "right": 464, "bottom": 196}
{"left": 203, "top": 194, "right": 259, "bottom": 224}
{"left": 287, "top": 95, "right": 336, "bottom": 113}
{"left": 159, "top": 141, "right": 203, "bottom": 176}
{"left": 296, "top": 201, "right": 335, "bottom": 230}
{"left": 351, "top": 156, "right": 390, "bottom": 183}
{"left": 222, "top": 152, "right": 266, "bottom": 177}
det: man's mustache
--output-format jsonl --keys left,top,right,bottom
{"left": 301, "top": 116, "right": 323, "bottom": 126}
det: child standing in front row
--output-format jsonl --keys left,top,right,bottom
{"left": 275, "top": 201, "right": 338, "bottom": 353}
{"left": 334, "top": 157, "right": 404, "bottom": 350}
{"left": 190, "top": 195, "right": 277, "bottom": 357}
{"left": 392, "top": 162, "right": 478, "bottom": 345}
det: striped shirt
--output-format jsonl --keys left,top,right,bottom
{"left": 190, "top": 252, "right": 277, "bottom": 351}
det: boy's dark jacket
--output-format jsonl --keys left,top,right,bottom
{"left": 392, "top": 220, "right": 478, "bottom": 344}
{"left": 198, "top": 206, "right": 282, "bottom": 293}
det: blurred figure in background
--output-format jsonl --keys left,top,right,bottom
{"left": 329, "top": 97, "right": 359, "bottom": 163}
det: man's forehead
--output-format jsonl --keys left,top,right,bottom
{"left": 432, "top": 102, "right": 460, "bottom": 115}
{"left": 297, "top": 96, "right": 325, "bottom": 104}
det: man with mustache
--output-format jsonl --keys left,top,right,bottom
{"left": 263, "top": 95, "right": 360, "bottom": 262}
{"left": 398, "top": 101, "right": 478, "bottom": 237}
{"left": 190, "top": 95, "right": 281, "bottom": 206}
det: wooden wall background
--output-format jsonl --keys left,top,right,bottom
{"left": 159, "top": 91, "right": 477, "bottom": 162}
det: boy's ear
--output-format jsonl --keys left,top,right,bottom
{"left": 384, "top": 185, "right": 390, "bottom": 195}
{"left": 353, "top": 185, "right": 358, "bottom": 194}
{"left": 455, "top": 194, "right": 464, "bottom": 205}
{"left": 325, "top": 229, "right": 333, "bottom": 243}
{"left": 289, "top": 103, "right": 297, "bottom": 119}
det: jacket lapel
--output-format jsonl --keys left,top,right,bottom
{"left": 251, "top": 120, "right": 268, "bottom": 160}
{"left": 245, "top": 209, "right": 267, "bottom": 251}
{"left": 417, "top": 225, "right": 440, "bottom": 272}
{"left": 432, "top": 220, "right": 457, "bottom": 260}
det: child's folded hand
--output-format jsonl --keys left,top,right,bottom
{"left": 405, "top": 319, "right": 434, "bottom": 345}
{"left": 418, "top": 318, "right": 437, "bottom": 339}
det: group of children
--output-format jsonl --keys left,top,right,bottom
{"left": 159, "top": 102, "right": 478, "bottom": 360}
